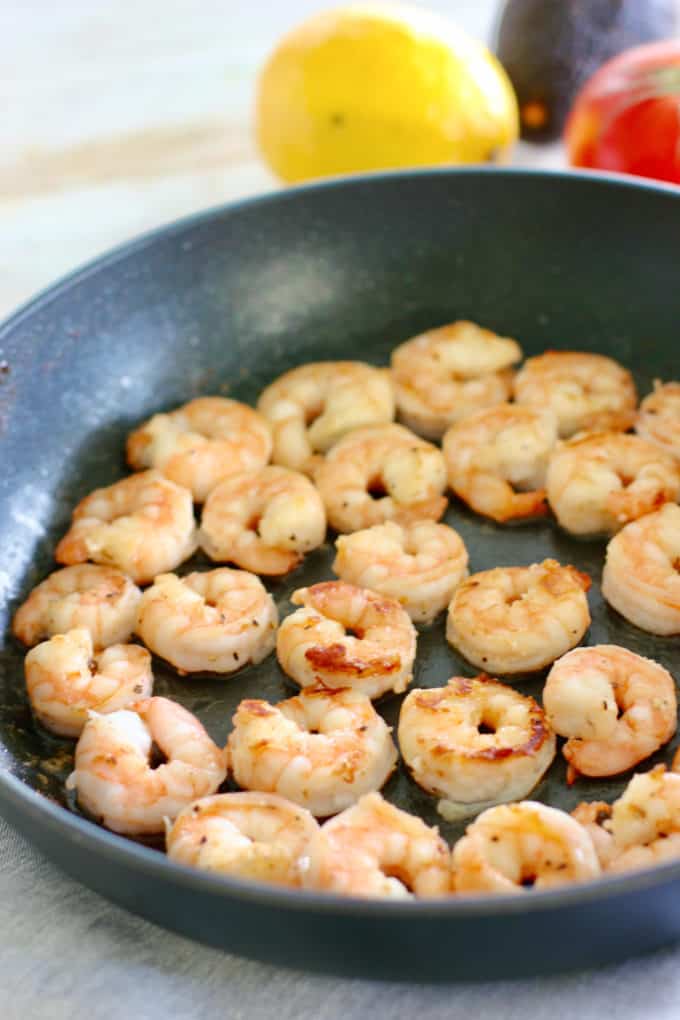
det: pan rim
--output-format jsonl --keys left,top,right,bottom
{"left": 2, "top": 165, "right": 680, "bottom": 922}
{"left": 1, "top": 165, "right": 679, "bottom": 345}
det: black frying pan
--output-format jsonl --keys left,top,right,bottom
{"left": 1, "top": 169, "right": 680, "bottom": 981}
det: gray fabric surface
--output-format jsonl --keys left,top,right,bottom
{"left": 3, "top": 817, "right": 680, "bottom": 1019}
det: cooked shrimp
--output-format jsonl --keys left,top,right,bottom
{"left": 55, "top": 470, "right": 197, "bottom": 585}
{"left": 276, "top": 582, "right": 417, "bottom": 699}
{"left": 636, "top": 381, "right": 680, "bottom": 461}
{"left": 314, "top": 424, "right": 447, "bottom": 534}
{"left": 391, "top": 320, "right": 521, "bottom": 439}
{"left": 570, "top": 802, "right": 617, "bottom": 869}
{"left": 602, "top": 503, "right": 680, "bottom": 635}
{"left": 66, "top": 696, "right": 226, "bottom": 834}
{"left": 24, "top": 628, "right": 153, "bottom": 738}
{"left": 446, "top": 560, "right": 591, "bottom": 674}
{"left": 514, "top": 351, "right": 637, "bottom": 438}
{"left": 166, "top": 792, "right": 319, "bottom": 887}
{"left": 227, "top": 686, "right": 398, "bottom": 817}
{"left": 546, "top": 432, "right": 680, "bottom": 536}
{"left": 443, "top": 404, "right": 557, "bottom": 523}
{"left": 398, "top": 676, "right": 556, "bottom": 821}
{"left": 607, "top": 766, "right": 680, "bottom": 873}
{"left": 257, "top": 362, "right": 394, "bottom": 474}
{"left": 12, "top": 565, "right": 141, "bottom": 649}
{"left": 543, "top": 645, "right": 676, "bottom": 778}
{"left": 136, "top": 569, "right": 277, "bottom": 674}
{"left": 452, "top": 801, "right": 600, "bottom": 894}
{"left": 332, "top": 521, "right": 468, "bottom": 624}
{"left": 303, "top": 792, "right": 451, "bottom": 898}
{"left": 126, "top": 397, "right": 272, "bottom": 503}
{"left": 199, "top": 466, "right": 326, "bottom": 575}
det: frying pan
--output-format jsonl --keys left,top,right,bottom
{"left": 1, "top": 169, "right": 680, "bottom": 981}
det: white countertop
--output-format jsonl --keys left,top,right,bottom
{"left": 4, "top": 3, "right": 680, "bottom": 1016}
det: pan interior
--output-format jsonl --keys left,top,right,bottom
{"left": 1, "top": 170, "right": 679, "bottom": 856}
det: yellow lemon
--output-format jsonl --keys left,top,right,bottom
{"left": 256, "top": 3, "right": 519, "bottom": 183}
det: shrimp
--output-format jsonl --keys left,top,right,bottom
{"left": 199, "top": 465, "right": 326, "bottom": 576}
{"left": 391, "top": 320, "right": 521, "bottom": 440}
{"left": 607, "top": 766, "right": 680, "bottom": 874}
{"left": 636, "top": 381, "right": 680, "bottom": 462}
{"left": 514, "top": 351, "right": 637, "bottom": 438}
{"left": 332, "top": 521, "right": 468, "bottom": 624}
{"left": 543, "top": 645, "right": 677, "bottom": 778}
{"left": 166, "top": 792, "right": 319, "bottom": 887}
{"left": 276, "top": 581, "right": 417, "bottom": 699}
{"left": 446, "top": 560, "right": 591, "bottom": 674}
{"left": 136, "top": 569, "right": 277, "bottom": 674}
{"left": 570, "top": 802, "right": 617, "bottom": 869}
{"left": 602, "top": 503, "right": 680, "bottom": 635}
{"left": 24, "top": 628, "right": 153, "bottom": 738}
{"left": 257, "top": 362, "right": 395, "bottom": 474}
{"left": 398, "top": 676, "right": 556, "bottom": 821}
{"left": 303, "top": 792, "right": 451, "bottom": 898}
{"left": 546, "top": 432, "right": 680, "bottom": 536}
{"left": 55, "top": 470, "right": 197, "bottom": 585}
{"left": 126, "top": 397, "right": 272, "bottom": 503}
{"left": 227, "top": 685, "right": 398, "bottom": 817}
{"left": 66, "top": 696, "right": 226, "bottom": 835}
{"left": 443, "top": 404, "right": 557, "bottom": 523}
{"left": 12, "top": 564, "right": 141, "bottom": 649}
{"left": 452, "top": 801, "right": 600, "bottom": 894}
{"left": 313, "top": 424, "right": 447, "bottom": 534}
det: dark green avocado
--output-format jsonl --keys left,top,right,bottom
{"left": 494, "top": 0, "right": 677, "bottom": 141}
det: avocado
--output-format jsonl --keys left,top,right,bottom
{"left": 494, "top": 0, "right": 678, "bottom": 141}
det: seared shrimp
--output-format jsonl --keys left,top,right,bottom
{"left": 443, "top": 404, "right": 557, "bottom": 523}
{"left": 546, "top": 432, "right": 680, "bottom": 536}
{"left": 136, "top": 569, "right": 277, "bottom": 674}
{"left": 391, "top": 320, "right": 521, "bottom": 439}
{"left": 570, "top": 802, "right": 617, "bottom": 869}
{"left": 127, "top": 397, "right": 272, "bottom": 503}
{"left": 314, "top": 424, "right": 447, "bottom": 533}
{"left": 257, "top": 362, "right": 394, "bottom": 474}
{"left": 276, "top": 582, "right": 417, "bottom": 699}
{"left": 55, "top": 470, "right": 197, "bottom": 585}
{"left": 227, "top": 686, "right": 398, "bottom": 817}
{"left": 514, "top": 351, "right": 637, "bottom": 438}
{"left": 303, "top": 792, "right": 451, "bottom": 898}
{"left": 602, "top": 503, "right": 680, "bottom": 635}
{"left": 636, "top": 381, "right": 680, "bottom": 461}
{"left": 199, "top": 466, "right": 326, "bottom": 575}
{"left": 24, "top": 628, "right": 153, "bottom": 738}
{"left": 166, "top": 792, "right": 319, "bottom": 887}
{"left": 398, "top": 676, "right": 556, "bottom": 821}
{"left": 333, "top": 521, "right": 468, "bottom": 624}
{"left": 452, "top": 801, "right": 600, "bottom": 894}
{"left": 67, "top": 696, "right": 226, "bottom": 834}
{"left": 446, "top": 560, "right": 591, "bottom": 674}
{"left": 608, "top": 766, "right": 680, "bottom": 873}
{"left": 12, "top": 565, "right": 141, "bottom": 649}
{"left": 543, "top": 645, "right": 676, "bottom": 778}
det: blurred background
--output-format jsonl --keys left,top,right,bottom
{"left": 3, "top": 0, "right": 679, "bottom": 318}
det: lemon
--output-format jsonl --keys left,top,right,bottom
{"left": 255, "top": 3, "right": 519, "bottom": 183}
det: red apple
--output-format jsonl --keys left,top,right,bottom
{"left": 565, "top": 40, "right": 680, "bottom": 184}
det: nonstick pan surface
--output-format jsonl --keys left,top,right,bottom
{"left": 2, "top": 169, "right": 680, "bottom": 980}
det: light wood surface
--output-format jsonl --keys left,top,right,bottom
{"left": 1, "top": 0, "right": 558, "bottom": 319}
